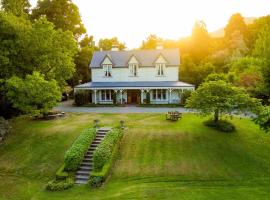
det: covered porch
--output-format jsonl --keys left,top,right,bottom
{"left": 74, "top": 81, "right": 195, "bottom": 105}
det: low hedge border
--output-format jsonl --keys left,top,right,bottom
{"left": 46, "top": 177, "right": 74, "bottom": 191}
{"left": 89, "top": 128, "right": 123, "bottom": 187}
{"left": 64, "top": 128, "right": 96, "bottom": 171}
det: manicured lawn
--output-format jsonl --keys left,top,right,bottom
{"left": 1, "top": 113, "right": 270, "bottom": 199}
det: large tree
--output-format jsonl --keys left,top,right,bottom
{"left": 140, "top": 34, "right": 163, "bottom": 49}
{"left": 190, "top": 21, "right": 211, "bottom": 62}
{"left": 6, "top": 72, "right": 61, "bottom": 116}
{"left": 253, "top": 25, "right": 270, "bottom": 97}
{"left": 225, "top": 13, "right": 247, "bottom": 40}
{"left": 186, "top": 80, "right": 259, "bottom": 122}
{"left": 0, "top": 0, "right": 30, "bottom": 16}
{"left": 0, "top": 13, "right": 78, "bottom": 87}
{"left": 32, "top": 0, "right": 86, "bottom": 38}
{"left": 98, "top": 37, "right": 126, "bottom": 51}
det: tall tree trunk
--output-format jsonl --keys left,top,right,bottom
{"left": 214, "top": 109, "right": 219, "bottom": 122}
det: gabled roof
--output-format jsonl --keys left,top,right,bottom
{"left": 90, "top": 49, "right": 180, "bottom": 68}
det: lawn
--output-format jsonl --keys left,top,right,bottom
{"left": 1, "top": 113, "right": 270, "bottom": 199}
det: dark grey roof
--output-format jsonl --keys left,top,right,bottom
{"left": 90, "top": 49, "right": 180, "bottom": 68}
{"left": 75, "top": 81, "right": 194, "bottom": 89}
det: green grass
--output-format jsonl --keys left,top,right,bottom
{"left": 1, "top": 113, "right": 270, "bottom": 199}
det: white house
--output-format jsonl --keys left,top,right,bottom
{"left": 74, "top": 47, "right": 195, "bottom": 104}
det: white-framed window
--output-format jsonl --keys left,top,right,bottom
{"left": 152, "top": 89, "right": 167, "bottom": 100}
{"left": 129, "top": 64, "right": 138, "bottom": 76}
{"left": 156, "top": 63, "right": 165, "bottom": 76}
{"left": 100, "top": 90, "right": 112, "bottom": 101}
{"left": 103, "top": 64, "right": 112, "bottom": 77}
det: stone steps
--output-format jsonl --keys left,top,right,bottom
{"left": 75, "top": 127, "right": 111, "bottom": 184}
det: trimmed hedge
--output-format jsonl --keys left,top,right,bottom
{"left": 64, "top": 128, "right": 96, "bottom": 171}
{"left": 90, "top": 130, "right": 122, "bottom": 187}
{"left": 90, "top": 128, "right": 123, "bottom": 187}
{"left": 46, "top": 178, "right": 74, "bottom": 191}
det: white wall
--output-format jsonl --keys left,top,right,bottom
{"left": 91, "top": 66, "right": 179, "bottom": 82}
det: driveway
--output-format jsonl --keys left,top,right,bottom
{"left": 56, "top": 100, "right": 190, "bottom": 113}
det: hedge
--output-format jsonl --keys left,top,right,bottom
{"left": 74, "top": 90, "right": 90, "bottom": 106}
{"left": 90, "top": 128, "right": 123, "bottom": 187}
{"left": 46, "top": 178, "right": 74, "bottom": 191}
{"left": 89, "top": 130, "right": 123, "bottom": 187}
{"left": 64, "top": 128, "right": 96, "bottom": 171}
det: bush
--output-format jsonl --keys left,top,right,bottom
{"left": 74, "top": 90, "right": 90, "bottom": 106}
{"left": 112, "top": 92, "right": 117, "bottom": 104}
{"left": 145, "top": 93, "right": 150, "bottom": 104}
{"left": 204, "top": 119, "right": 235, "bottom": 132}
{"left": 46, "top": 178, "right": 74, "bottom": 191}
{"left": 0, "top": 117, "right": 10, "bottom": 141}
{"left": 180, "top": 90, "right": 192, "bottom": 105}
{"left": 93, "top": 129, "right": 122, "bottom": 172}
{"left": 90, "top": 133, "right": 122, "bottom": 187}
{"left": 64, "top": 128, "right": 96, "bottom": 171}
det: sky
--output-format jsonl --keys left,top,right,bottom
{"left": 30, "top": 0, "right": 270, "bottom": 49}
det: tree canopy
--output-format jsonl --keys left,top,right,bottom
{"left": 98, "top": 37, "right": 126, "bottom": 51}
{"left": 32, "top": 0, "right": 86, "bottom": 38}
{"left": 6, "top": 72, "right": 61, "bottom": 116}
{"left": 0, "top": 0, "right": 30, "bottom": 17}
{"left": 185, "top": 80, "right": 260, "bottom": 122}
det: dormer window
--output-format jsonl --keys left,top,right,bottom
{"left": 129, "top": 63, "right": 138, "bottom": 76}
{"left": 156, "top": 63, "right": 165, "bottom": 76}
{"left": 103, "top": 64, "right": 112, "bottom": 77}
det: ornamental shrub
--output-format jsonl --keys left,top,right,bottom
{"left": 93, "top": 129, "right": 122, "bottom": 172}
{"left": 74, "top": 90, "right": 90, "bottom": 106}
{"left": 64, "top": 128, "right": 96, "bottom": 171}
{"left": 46, "top": 178, "right": 74, "bottom": 191}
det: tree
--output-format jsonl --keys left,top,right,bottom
{"left": 225, "top": 13, "right": 247, "bottom": 40}
{"left": 6, "top": 72, "right": 61, "bottom": 116}
{"left": 98, "top": 37, "right": 126, "bottom": 51}
{"left": 186, "top": 80, "right": 259, "bottom": 122}
{"left": 32, "top": 0, "right": 86, "bottom": 38}
{"left": 140, "top": 34, "right": 163, "bottom": 49}
{"left": 0, "top": 0, "right": 30, "bottom": 17}
{"left": 254, "top": 106, "right": 270, "bottom": 133}
{"left": 253, "top": 25, "right": 270, "bottom": 97}
{"left": 0, "top": 13, "right": 78, "bottom": 87}
{"left": 25, "top": 17, "right": 78, "bottom": 87}
{"left": 190, "top": 21, "right": 211, "bottom": 62}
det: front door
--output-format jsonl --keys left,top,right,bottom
{"left": 127, "top": 90, "right": 140, "bottom": 104}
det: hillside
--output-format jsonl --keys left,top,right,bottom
{"left": 1, "top": 113, "right": 270, "bottom": 199}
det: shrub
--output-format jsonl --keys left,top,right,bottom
{"left": 180, "top": 90, "right": 192, "bottom": 105}
{"left": 93, "top": 129, "right": 122, "bottom": 172}
{"left": 46, "top": 178, "right": 74, "bottom": 191}
{"left": 64, "top": 128, "right": 96, "bottom": 171}
{"left": 112, "top": 92, "right": 117, "bottom": 104}
{"left": 74, "top": 90, "right": 90, "bottom": 106}
{"left": 90, "top": 134, "right": 122, "bottom": 187}
{"left": 204, "top": 119, "right": 235, "bottom": 132}
{"left": 145, "top": 93, "right": 150, "bottom": 104}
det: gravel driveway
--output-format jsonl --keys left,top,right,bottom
{"left": 56, "top": 100, "right": 190, "bottom": 113}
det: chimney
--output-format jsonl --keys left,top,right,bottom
{"left": 111, "top": 44, "right": 119, "bottom": 51}
{"left": 156, "top": 42, "right": 163, "bottom": 50}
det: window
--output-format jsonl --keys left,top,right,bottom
{"left": 100, "top": 90, "right": 112, "bottom": 101}
{"left": 156, "top": 64, "right": 165, "bottom": 76}
{"left": 129, "top": 64, "right": 138, "bottom": 76}
{"left": 103, "top": 64, "right": 112, "bottom": 77}
{"left": 152, "top": 89, "right": 167, "bottom": 100}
